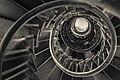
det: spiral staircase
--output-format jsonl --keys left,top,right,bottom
{"left": 0, "top": 0, "right": 120, "bottom": 80}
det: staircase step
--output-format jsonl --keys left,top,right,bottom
{"left": 35, "top": 58, "right": 55, "bottom": 80}
{"left": 104, "top": 64, "right": 120, "bottom": 80}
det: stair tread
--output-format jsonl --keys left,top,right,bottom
{"left": 104, "top": 64, "right": 120, "bottom": 80}
{"left": 47, "top": 65, "right": 62, "bottom": 80}
{"left": 35, "top": 58, "right": 55, "bottom": 80}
